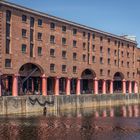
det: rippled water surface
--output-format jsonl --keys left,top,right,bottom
{"left": 0, "top": 105, "right": 140, "bottom": 140}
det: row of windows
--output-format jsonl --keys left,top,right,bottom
{"left": 21, "top": 44, "right": 132, "bottom": 67}
{"left": 5, "top": 59, "right": 135, "bottom": 78}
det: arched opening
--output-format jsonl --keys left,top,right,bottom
{"left": 18, "top": 63, "right": 43, "bottom": 95}
{"left": 81, "top": 69, "right": 96, "bottom": 94}
{"left": 113, "top": 72, "right": 124, "bottom": 93}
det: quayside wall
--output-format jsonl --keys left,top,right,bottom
{"left": 0, "top": 93, "right": 140, "bottom": 115}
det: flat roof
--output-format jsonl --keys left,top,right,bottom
{"left": 0, "top": 0, "right": 137, "bottom": 44}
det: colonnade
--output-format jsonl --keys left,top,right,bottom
{"left": 1, "top": 74, "right": 138, "bottom": 96}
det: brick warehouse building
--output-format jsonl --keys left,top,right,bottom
{"left": 0, "top": 1, "right": 139, "bottom": 96}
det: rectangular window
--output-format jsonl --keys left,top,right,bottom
{"left": 83, "top": 32, "right": 86, "bottom": 37}
{"left": 92, "top": 34, "right": 95, "bottom": 39}
{"left": 100, "top": 69, "right": 103, "bottom": 76}
{"left": 127, "top": 72, "right": 130, "bottom": 78}
{"left": 22, "top": 29, "right": 27, "bottom": 37}
{"left": 38, "top": 33, "right": 42, "bottom": 40}
{"left": 50, "top": 64, "right": 55, "bottom": 72}
{"left": 121, "top": 51, "right": 124, "bottom": 57}
{"left": 83, "top": 54, "right": 86, "bottom": 62}
{"left": 50, "top": 22, "right": 55, "bottom": 29}
{"left": 114, "top": 60, "right": 117, "bottom": 66}
{"left": 88, "top": 33, "right": 90, "bottom": 40}
{"left": 100, "top": 36, "right": 103, "bottom": 41}
{"left": 62, "top": 51, "right": 66, "bottom": 59}
{"left": 6, "top": 39, "right": 10, "bottom": 54}
{"left": 5, "top": 59, "right": 11, "bottom": 68}
{"left": 73, "top": 29, "right": 77, "bottom": 35}
{"left": 108, "top": 48, "right": 110, "bottom": 55}
{"left": 83, "top": 42, "right": 86, "bottom": 50}
{"left": 108, "top": 58, "right": 110, "bottom": 65}
{"left": 6, "top": 23, "right": 10, "bottom": 37}
{"left": 92, "top": 56, "right": 95, "bottom": 63}
{"left": 62, "top": 65, "right": 66, "bottom": 72}
{"left": 114, "top": 50, "right": 117, "bottom": 56}
{"left": 38, "top": 47, "right": 42, "bottom": 55}
{"left": 73, "top": 40, "right": 77, "bottom": 47}
{"left": 22, "top": 15, "right": 27, "bottom": 22}
{"left": 38, "top": 19, "right": 42, "bottom": 26}
{"left": 30, "top": 17, "right": 34, "bottom": 27}
{"left": 127, "top": 52, "right": 130, "bottom": 58}
{"left": 73, "top": 53, "right": 77, "bottom": 60}
{"left": 50, "top": 35, "right": 55, "bottom": 43}
{"left": 121, "top": 61, "right": 123, "bottom": 67}
{"left": 6, "top": 10, "right": 11, "bottom": 22}
{"left": 100, "top": 46, "right": 103, "bottom": 53}
{"left": 73, "top": 66, "right": 77, "bottom": 73}
{"left": 50, "top": 49, "right": 55, "bottom": 57}
{"left": 108, "top": 38, "right": 110, "bottom": 43}
{"left": 62, "top": 38, "right": 66, "bottom": 45}
{"left": 100, "top": 57, "right": 103, "bottom": 64}
{"left": 114, "top": 40, "right": 117, "bottom": 46}
{"left": 22, "top": 44, "right": 26, "bottom": 53}
{"left": 92, "top": 45, "right": 95, "bottom": 52}
{"left": 62, "top": 26, "right": 66, "bottom": 32}
{"left": 127, "top": 62, "right": 130, "bottom": 68}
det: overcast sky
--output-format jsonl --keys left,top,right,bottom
{"left": 7, "top": 0, "right": 140, "bottom": 46}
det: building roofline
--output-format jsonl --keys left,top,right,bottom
{"left": 0, "top": 0, "right": 137, "bottom": 44}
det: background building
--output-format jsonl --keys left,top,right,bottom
{"left": 0, "top": 1, "right": 139, "bottom": 96}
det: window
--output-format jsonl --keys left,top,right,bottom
{"left": 127, "top": 44, "right": 129, "bottom": 48}
{"left": 100, "top": 36, "right": 103, "bottom": 41}
{"left": 127, "top": 62, "right": 129, "bottom": 68}
{"left": 83, "top": 32, "right": 86, "bottom": 37}
{"left": 62, "top": 38, "right": 66, "bottom": 45}
{"left": 127, "top": 72, "right": 130, "bottom": 78}
{"left": 108, "top": 70, "right": 110, "bottom": 76}
{"left": 121, "top": 51, "right": 124, "bottom": 57}
{"left": 100, "top": 57, "right": 103, "bottom": 64}
{"left": 114, "top": 40, "right": 117, "bottom": 46}
{"left": 127, "top": 52, "right": 130, "bottom": 58}
{"left": 92, "top": 34, "right": 95, "bottom": 39}
{"left": 50, "top": 64, "right": 55, "bottom": 72}
{"left": 6, "top": 10, "right": 11, "bottom": 22}
{"left": 22, "top": 29, "right": 27, "bottom": 37}
{"left": 38, "top": 19, "right": 42, "bottom": 26}
{"left": 22, "top": 15, "right": 27, "bottom": 22}
{"left": 6, "top": 23, "right": 10, "bottom": 37}
{"left": 133, "top": 72, "right": 135, "bottom": 78}
{"left": 88, "top": 33, "right": 90, "bottom": 40}
{"left": 73, "top": 66, "right": 77, "bottom": 73}
{"left": 30, "top": 29, "right": 34, "bottom": 42}
{"left": 108, "top": 38, "right": 110, "bottom": 43}
{"left": 100, "top": 46, "right": 103, "bottom": 53}
{"left": 122, "top": 42, "right": 124, "bottom": 47}
{"left": 73, "top": 53, "right": 77, "bottom": 60}
{"left": 38, "top": 32, "right": 42, "bottom": 40}
{"left": 30, "top": 17, "right": 34, "bottom": 27}
{"left": 121, "top": 61, "right": 123, "bottom": 67}
{"left": 100, "top": 69, "right": 103, "bottom": 76}
{"left": 5, "top": 59, "right": 11, "bottom": 68}
{"left": 114, "top": 60, "right": 117, "bottom": 66}
{"left": 21, "top": 44, "right": 26, "bottom": 53}
{"left": 108, "top": 58, "right": 110, "bottom": 65}
{"left": 83, "top": 42, "right": 86, "bottom": 50}
{"left": 83, "top": 54, "right": 86, "bottom": 62}
{"left": 108, "top": 48, "right": 110, "bottom": 55}
{"left": 114, "top": 50, "right": 117, "bottom": 56}
{"left": 92, "top": 56, "right": 95, "bottom": 63}
{"left": 92, "top": 45, "right": 95, "bottom": 52}
{"left": 62, "top": 65, "right": 66, "bottom": 72}
{"left": 73, "top": 28, "right": 77, "bottom": 35}
{"left": 38, "top": 47, "right": 42, "bottom": 55}
{"left": 50, "top": 22, "right": 55, "bottom": 29}
{"left": 6, "top": 39, "right": 10, "bottom": 54}
{"left": 50, "top": 35, "right": 55, "bottom": 43}
{"left": 50, "top": 49, "right": 55, "bottom": 57}
{"left": 73, "top": 40, "right": 77, "bottom": 47}
{"left": 62, "top": 51, "right": 66, "bottom": 59}
{"left": 62, "top": 26, "right": 66, "bottom": 32}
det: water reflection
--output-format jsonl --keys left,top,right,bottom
{"left": 0, "top": 104, "right": 140, "bottom": 140}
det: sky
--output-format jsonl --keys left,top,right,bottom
{"left": 6, "top": 0, "right": 140, "bottom": 46}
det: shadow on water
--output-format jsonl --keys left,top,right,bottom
{"left": 0, "top": 104, "right": 140, "bottom": 140}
